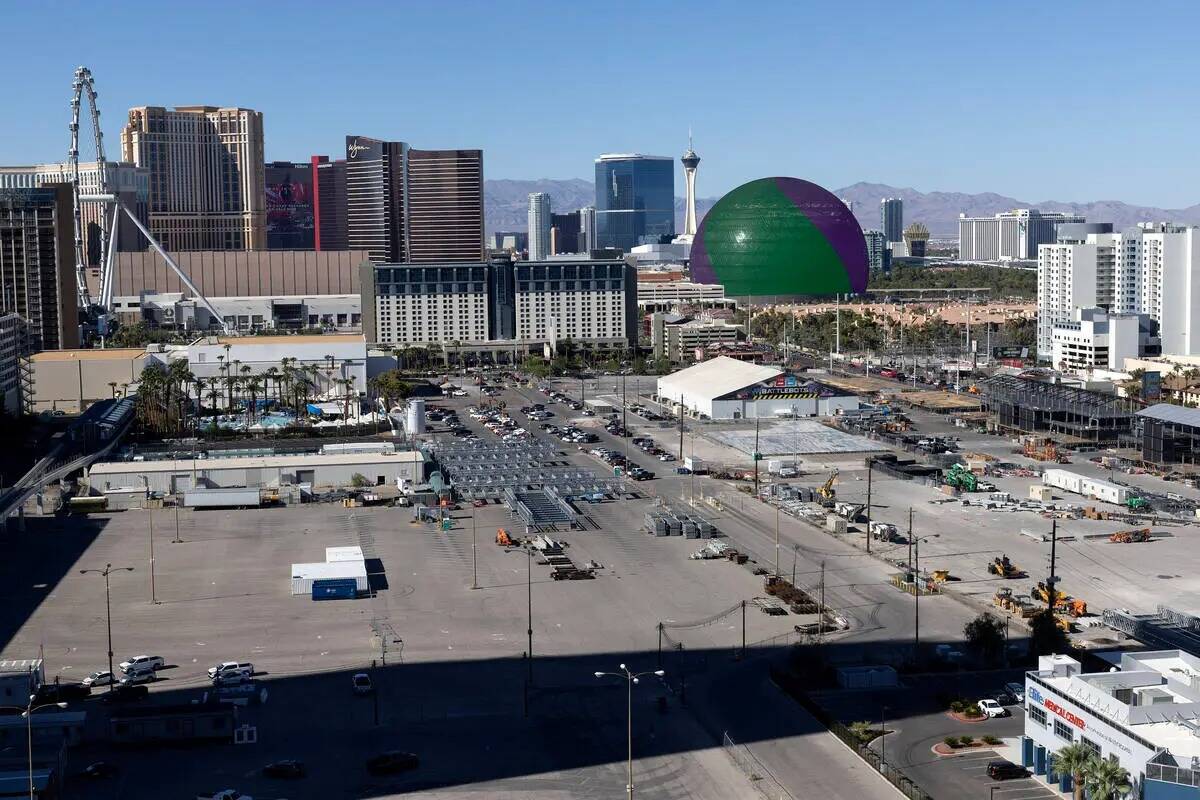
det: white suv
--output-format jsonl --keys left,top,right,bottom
{"left": 977, "top": 698, "right": 1009, "bottom": 718}
{"left": 119, "top": 655, "right": 165, "bottom": 673}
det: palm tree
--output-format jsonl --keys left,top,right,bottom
{"left": 108, "top": 381, "right": 118, "bottom": 399}
{"left": 245, "top": 376, "right": 263, "bottom": 428}
{"left": 1084, "top": 758, "right": 1131, "bottom": 800}
{"left": 1050, "top": 743, "right": 1094, "bottom": 800}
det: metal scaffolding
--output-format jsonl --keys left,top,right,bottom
{"left": 979, "top": 375, "right": 1136, "bottom": 444}
{"left": 426, "top": 440, "right": 620, "bottom": 501}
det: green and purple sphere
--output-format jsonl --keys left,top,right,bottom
{"left": 690, "top": 177, "right": 868, "bottom": 296}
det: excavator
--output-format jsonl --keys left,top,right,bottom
{"left": 817, "top": 470, "right": 839, "bottom": 507}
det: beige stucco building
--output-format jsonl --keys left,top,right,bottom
{"left": 27, "top": 348, "right": 149, "bottom": 413}
{"left": 121, "top": 106, "right": 265, "bottom": 251}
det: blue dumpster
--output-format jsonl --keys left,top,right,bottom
{"left": 1021, "top": 737, "right": 1034, "bottom": 768}
{"left": 1035, "top": 745, "right": 1047, "bottom": 775}
{"left": 312, "top": 578, "right": 358, "bottom": 600}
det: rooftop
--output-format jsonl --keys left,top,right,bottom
{"left": 1139, "top": 403, "right": 1200, "bottom": 428}
{"left": 657, "top": 357, "right": 782, "bottom": 402}
{"left": 291, "top": 560, "right": 367, "bottom": 581}
{"left": 29, "top": 348, "right": 147, "bottom": 362}
{"left": 90, "top": 449, "right": 425, "bottom": 477}
{"left": 208, "top": 334, "right": 365, "bottom": 346}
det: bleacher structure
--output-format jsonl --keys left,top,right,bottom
{"left": 426, "top": 440, "right": 620, "bottom": 504}
{"left": 979, "top": 375, "right": 1137, "bottom": 444}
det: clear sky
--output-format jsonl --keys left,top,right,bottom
{"left": 5, "top": 0, "right": 1199, "bottom": 207}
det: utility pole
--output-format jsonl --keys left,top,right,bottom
{"left": 775, "top": 501, "right": 781, "bottom": 578}
{"left": 147, "top": 509, "right": 157, "bottom": 604}
{"left": 791, "top": 544, "right": 798, "bottom": 585}
{"left": 818, "top": 561, "right": 826, "bottom": 645}
{"left": 527, "top": 544, "right": 534, "bottom": 684}
{"left": 864, "top": 457, "right": 874, "bottom": 555}
{"left": 907, "top": 507, "right": 913, "bottom": 572}
{"left": 1047, "top": 519, "right": 1058, "bottom": 613}
{"left": 753, "top": 417, "right": 760, "bottom": 496}
{"left": 914, "top": 537, "right": 921, "bottom": 662}
{"left": 471, "top": 504, "right": 478, "bottom": 589}
{"left": 741, "top": 600, "right": 746, "bottom": 659}
{"left": 678, "top": 394, "right": 685, "bottom": 461}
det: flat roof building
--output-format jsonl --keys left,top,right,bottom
{"left": 1023, "top": 651, "right": 1200, "bottom": 799}
{"left": 656, "top": 356, "right": 858, "bottom": 420}
{"left": 0, "top": 185, "right": 79, "bottom": 350}
{"left": 88, "top": 449, "right": 426, "bottom": 494}
{"left": 112, "top": 249, "right": 369, "bottom": 299}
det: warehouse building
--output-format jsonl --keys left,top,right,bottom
{"left": 1139, "top": 404, "right": 1200, "bottom": 466}
{"left": 87, "top": 450, "right": 426, "bottom": 494}
{"left": 656, "top": 357, "right": 859, "bottom": 420}
{"left": 1022, "top": 651, "right": 1200, "bottom": 799}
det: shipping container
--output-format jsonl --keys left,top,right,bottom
{"left": 312, "top": 578, "right": 359, "bottom": 600}
{"left": 290, "top": 560, "right": 369, "bottom": 595}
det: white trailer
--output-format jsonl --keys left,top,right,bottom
{"left": 183, "top": 487, "right": 261, "bottom": 509}
{"left": 684, "top": 456, "right": 707, "bottom": 474}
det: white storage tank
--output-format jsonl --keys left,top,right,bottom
{"left": 407, "top": 399, "right": 426, "bottom": 434}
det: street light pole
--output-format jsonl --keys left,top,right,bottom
{"left": 79, "top": 564, "right": 134, "bottom": 693}
{"left": 147, "top": 509, "right": 157, "bottom": 604}
{"left": 594, "top": 663, "right": 665, "bottom": 800}
{"left": 527, "top": 544, "right": 533, "bottom": 684}
{"left": 471, "top": 504, "right": 478, "bottom": 589}
{"left": 1, "top": 699, "right": 68, "bottom": 800}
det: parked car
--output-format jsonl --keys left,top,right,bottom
{"left": 352, "top": 673, "right": 374, "bottom": 695}
{"left": 82, "top": 670, "right": 116, "bottom": 688}
{"left": 977, "top": 698, "right": 1009, "bottom": 718}
{"left": 212, "top": 671, "right": 252, "bottom": 687}
{"left": 366, "top": 751, "right": 419, "bottom": 775}
{"left": 987, "top": 760, "right": 1027, "bottom": 780}
{"left": 100, "top": 684, "right": 148, "bottom": 704}
{"left": 119, "top": 667, "right": 156, "bottom": 686}
{"left": 118, "top": 655, "right": 165, "bottom": 673}
{"left": 34, "top": 682, "right": 90, "bottom": 703}
{"left": 1004, "top": 682, "right": 1025, "bottom": 703}
{"left": 207, "top": 662, "right": 254, "bottom": 680}
{"left": 262, "top": 760, "right": 306, "bottom": 779}
{"left": 992, "top": 689, "right": 1017, "bottom": 706}
{"left": 79, "top": 762, "right": 119, "bottom": 779}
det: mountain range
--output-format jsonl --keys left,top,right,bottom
{"left": 484, "top": 178, "right": 1200, "bottom": 239}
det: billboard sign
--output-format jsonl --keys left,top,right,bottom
{"left": 1142, "top": 371, "right": 1162, "bottom": 402}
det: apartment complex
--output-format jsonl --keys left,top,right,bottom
{"left": 121, "top": 106, "right": 266, "bottom": 251}
{"left": 0, "top": 313, "right": 25, "bottom": 413}
{"left": 344, "top": 136, "right": 483, "bottom": 264}
{"left": 527, "top": 192, "right": 551, "bottom": 261}
{"left": 361, "top": 255, "right": 637, "bottom": 350}
{"left": 960, "top": 209, "right": 1085, "bottom": 262}
{"left": 1051, "top": 307, "right": 1159, "bottom": 371}
{"left": 1037, "top": 222, "right": 1200, "bottom": 359}
{"left": 880, "top": 197, "right": 903, "bottom": 243}
{"left": 0, "top": 162, "right": 149, "bottom": 265}
{"left": 0, "top": 186, "right": 79, "bottom": 350}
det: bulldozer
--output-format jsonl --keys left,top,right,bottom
{"left": 817, "top": 470, "right": 839, "bottom": 507}
{"left": 987, "top": 554, "right": 1024, "bottom": 579}
{"left": 495, "top": 528, "right": 515, "bottom": 547}
{"left": 1110, "top": 528, "right": 1151, "bottom": 544}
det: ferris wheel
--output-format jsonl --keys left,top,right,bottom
{"left": 68, "top": 65, "right": 110, "bottom": 309}
{"left": 66, "top": 66, "right": 230, "bottom": 333}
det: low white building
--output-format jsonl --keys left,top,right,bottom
{"left": 112, "top": 292, "right": 362, "bottom": 334}
{"left": 87, "top": 450, "right": 426, "bottom": 494}
{"left": 1023, "top": 651, "right": 1200, "bottom": 799}
{"left": 1051, "top": 307, "right": 1159, "bottom": 371}
{"left": 1042, "top": 468, "right": 1130, "bottom": 505}
{"left": 184, "top": 334, "right": 367, "bottom": 400}
{"left": 656, "top": 356, "right": 859, "bottom": 420}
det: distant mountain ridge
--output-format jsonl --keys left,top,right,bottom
{"left": 485, "top": 178, "right": 1200, "bottom": 239}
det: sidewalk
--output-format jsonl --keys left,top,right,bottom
{"left": 683, "top": 656, "right": 903, "bottom": 800}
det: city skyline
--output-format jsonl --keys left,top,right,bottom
{"left": 6, "top": 2, "right": 1200, "bottom": 208}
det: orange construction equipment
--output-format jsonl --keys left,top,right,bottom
{"left": 1066, "top": 598, "right": 1088, "bottom": 617}
{"left": 1109, "top": 528, "right": 1151, "bottom": 544}
{"left": 495, "top": 529, "right": 514, "bottom": 546}
{"left": 1022, "top": 436, "right": 1069, "bottom": 463}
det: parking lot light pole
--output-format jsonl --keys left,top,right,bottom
{"left": 527, "top": 544, "right": 533, "bottom": 684}
{"left": 471, "top": 504, "right": 478, "bottom": 589}
{"left": 79, "top": 564, "right": 134, "bottom": 693}
{"left": 2, "top": 699, "right": 68, "bottom": 800}
{"left": 594, "top": 664, "right": 665, "bottom": 800}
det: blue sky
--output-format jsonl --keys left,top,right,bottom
{"left": 5, "top": 0, "right": 1199, "bottom": 206}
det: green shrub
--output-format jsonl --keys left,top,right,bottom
{"left": 949, "top": 700, "right": 965, "bottom": 713}
{"left": 958, "top": 735, "right": 975, "bottom": 747}
{"left": 848, "top": 721, "right": 875, "bottom": 744}
{"left": 982, "top": 735, "right": 1001, "bottom": 746}
{"left": 963, "top": 703, "right": 982, "bottom": 718}
{"left": 943, "top": 736, "right": 960, "bottom": 749}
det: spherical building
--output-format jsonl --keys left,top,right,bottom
{"left": 690, "top": 177, "right": 868, "bottom": 297}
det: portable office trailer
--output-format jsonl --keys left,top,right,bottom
{"left": 290, "top": 561, "right": 368, "bottom": 595}
{"left": 325, "top": 546, "right": 365, "bottom": 563}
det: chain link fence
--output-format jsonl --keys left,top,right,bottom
{"left": 722, "top": 731, "right": 795, "bottom": 800}
{"left": 770, "top": 667, "right": 936, "bottom": 800}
